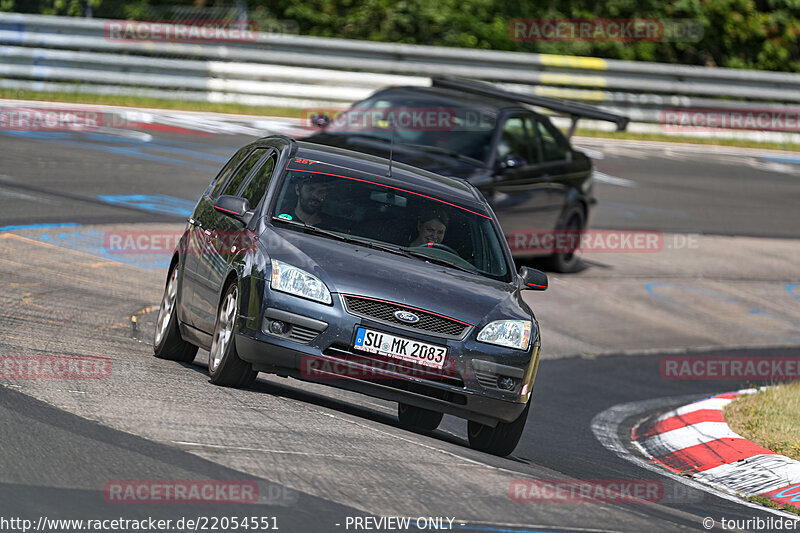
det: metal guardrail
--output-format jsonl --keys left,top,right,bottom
{"left": 1, "top": 13, "right": 800, "bottom": 142}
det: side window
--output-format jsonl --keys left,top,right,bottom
{"left": 497, "top": 116, "right": 532, "bottom": 163}
{"left": 207, "top": 147, "right": 250, "bottom": 198}
{"left": 536, "top": 119, "right": 568, "bottom": 161}
{"left": 240, "top": 155, "right": 276, "bottom": 209}
{"left": 221, "top": 148, "right": 268, "bottom": 197}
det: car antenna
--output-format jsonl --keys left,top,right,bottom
{"left": 387, "top": 120, "right": 394, "bottom": 178}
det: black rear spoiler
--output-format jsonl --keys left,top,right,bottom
{"left": 431, "top": 76, "right": 629, "bottom": 137}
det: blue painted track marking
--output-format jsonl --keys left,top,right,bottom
{"left": 3, "top": 227, "right": 169, "bottom": 271}
{"left": 97, "top": 194, "right": 196, "bottom": 218}
{"left": 0, "top": 130, "right": 220, "bottom": 172}
{"left": 646, "top": 281, "right": 800, "bottom": 341}
{"left": 788, "top": 283, "right": 800, "bottom": 302}
{"left": 761, "top": 155, "right": 800, "bottom": 165}
{"left": 0, "top": 222, "right": 80, "bottom": 231}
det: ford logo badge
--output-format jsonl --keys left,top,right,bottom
{"left": 394, "top": 310, "right": 420, "bottom": 324}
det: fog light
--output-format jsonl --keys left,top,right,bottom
{"left": 497, "top": 376, "right": 515, "bottom": 391}
{"left": 269, "top": 320, "right": 286, "bottom": 335}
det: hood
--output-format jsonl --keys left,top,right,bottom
{"left": 305, "top": 133, "right": 485, "bottom": 180}
{"left": 264, "top": 227, "right": 527, "bottom": 327}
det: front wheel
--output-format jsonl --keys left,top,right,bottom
{"left": 467, "top": 401, "right": 530, "bottom": 457}
{"left": 397, "top": 403, "right": 443, "bottom": 431}
{"left": 153, "top": 265, "right": 198, "bottom": 363}
{"left": 208, "top": 282, "right": 257, "bottom": 388}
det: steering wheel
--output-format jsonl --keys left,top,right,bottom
{"left": 425, "top": 242, "right": 460, "bottom": 256}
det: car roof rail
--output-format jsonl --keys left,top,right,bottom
{"left": 431, "top": 76, "right": 629, "bottom": 137}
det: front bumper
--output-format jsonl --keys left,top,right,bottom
{"left": 235, "top": 288, "right": 538, "bottom": 426}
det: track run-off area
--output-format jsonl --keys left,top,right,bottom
{"left": 1, "top": 103, "right": 799, "bottom": 532}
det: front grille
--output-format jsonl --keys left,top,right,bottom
{"left": 342, "top": 295, "right": 470, "bottom": 338}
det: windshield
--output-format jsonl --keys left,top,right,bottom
{"left": 270, "top": 166, "right": 510, "bottom": 280}
{"left": 322, "top": 96, "right": 497, "bottom": 163}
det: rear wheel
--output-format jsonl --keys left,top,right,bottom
{"left": 467, "top": 401, "right": 530, "bottom": 457}
{"left": 153, "top": 265, "right": 198, "bottom": 363}
{"left": 546, "top": 206, "right": 584, "bottom": 273}
{"left": 397, "top": 403, "right": 443, "bottom": 431}
{"left": 208, "top": 282, "right": 257, "bottom": 388}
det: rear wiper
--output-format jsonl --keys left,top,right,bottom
{"left": 336, "top": 133, "right": 393, "bottom": 144}
{"left": 399, "top": 143, "right": 482, "bottom": 164}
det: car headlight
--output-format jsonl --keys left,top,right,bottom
{"left": 270, "top": 259, "right": 331, "bottom": 304}
{"left": 477, "top": 320, "right": 532, "bottom": 350}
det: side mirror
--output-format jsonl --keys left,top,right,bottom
{"left": 213, "top": 195, "right": 253, "bottom": 225}
{"left": 309, "top": 113, "right": 331, "bottom": 129}
{"left": 497, "top": 154, "right": 527, "bottom": 171}
{"left": 519, "top": 266, "right": 548, "bottom": 291}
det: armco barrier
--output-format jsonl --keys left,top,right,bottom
{"left": 1, "top": 13, "right": 800, "bottom": 143}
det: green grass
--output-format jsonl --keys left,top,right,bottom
{"left": 726, "top": 384, "right": 800, "bottom": 513}
{"left": 725, "top": 383, "right": 800, "bottom": 460}
{"left": 3, "top": 88, "right": 800, "bottom": 152}
{"left": 574, "top": 128, "right": 800, "bottom": 152}
{"left": 0, "top": 88, "right": 306, "bottom": 118}
{"left": 748, "top": 495, "right": 800, "bottom": 515}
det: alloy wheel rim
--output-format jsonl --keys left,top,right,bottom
{"left": 209, "top": 287, "right": 237, "bottom": 372}
{"left": 154, "top": 269, "right": 178, "bottom": 346}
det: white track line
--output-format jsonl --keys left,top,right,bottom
{"left": 592, "top": 171, "right": 636, "bottom": 187}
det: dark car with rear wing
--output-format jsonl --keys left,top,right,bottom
{"left": 153, "top": 135, "right": 549, "bottom": 456}
{"left": 304, "top": 77, "right": 629, "bottom": 272}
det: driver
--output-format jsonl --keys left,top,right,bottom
{"left": 410, "top": 209, "right": 449, "bottom": 247}
{"left": 283, "top": 173, "right": 330, "bottom": 226}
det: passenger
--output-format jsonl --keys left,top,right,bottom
{"left": 410, "top": 209, "right": 449, "bottom": 247}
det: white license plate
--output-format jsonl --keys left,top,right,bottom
{"left": 353, "top": 327, "right": 447, "bottom": 369}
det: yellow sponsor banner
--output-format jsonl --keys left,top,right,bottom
{"left": 540, "top": 73, "right": 607, "bottom": 87}
{"left": 539, "top": 54, "right": 608, "bottom": 70}
{"left": 533, "top": 87, "right": 606, "bottom": 101}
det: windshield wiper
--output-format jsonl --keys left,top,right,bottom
{"left": 273, "top": 217, "right": 477, "bottom": 273}
{"left": 272, "top": 217, "right": 416, "bottom": 258}
{"left": 400, "top": 248, "right": 478, "bottom": 274}
{"left": 271, "top": 216, "right": 353, "bottom": 242}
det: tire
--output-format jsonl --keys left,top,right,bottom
{"left": 467, "top": 401, "right": 531, "bottom": 457}
{"left": 208, "top": 281, "right": 257, "bottom": 388}
{"left": 397, "top": 403, "right": 443, "bottom": 431}
{"left": 546, "top": 206, "right": 584, "bottom": 273}
{"left": 154, "top": 264, "right": 198, "bottom": 363}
